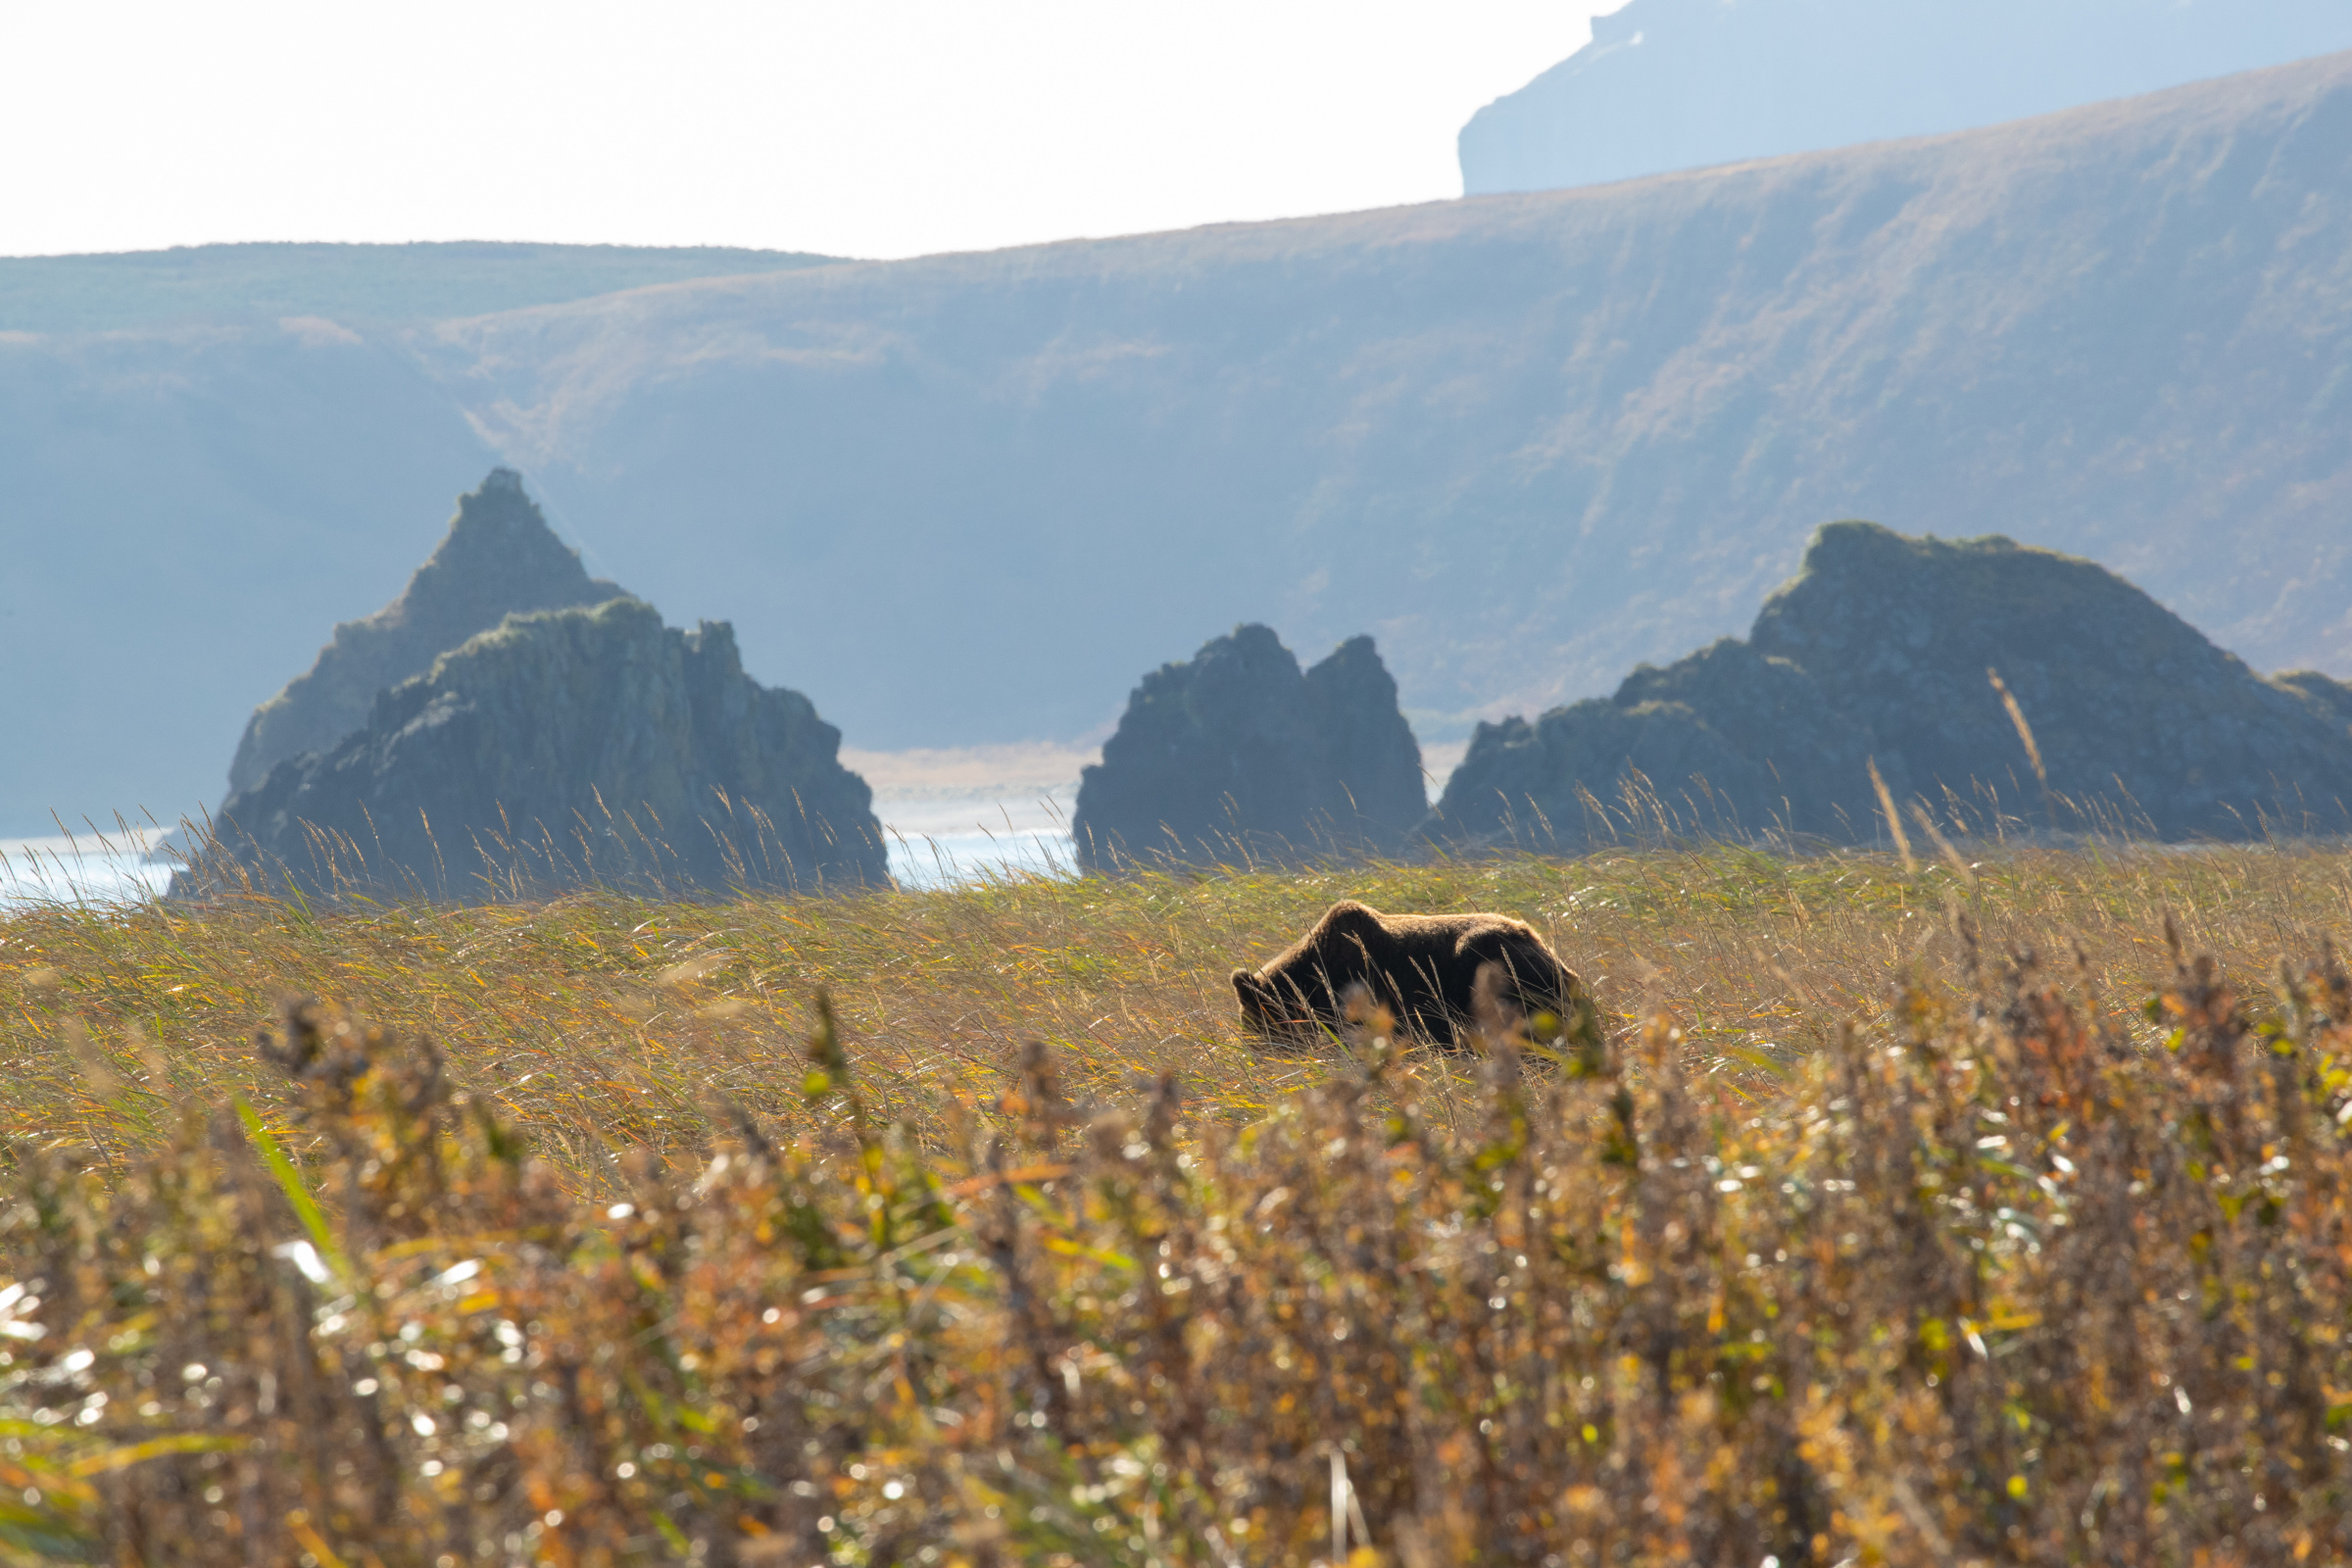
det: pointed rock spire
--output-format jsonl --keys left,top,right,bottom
{"left": 188, "top": 599, "right": 888, "bottom": 900}
{"left": 226, "top": 468, "right": 624, "bottom": 794}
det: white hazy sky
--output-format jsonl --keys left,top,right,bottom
{"left": 1, "top": 2, "right": 1610, "bottom": 261}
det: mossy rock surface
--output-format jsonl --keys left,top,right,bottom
{"left": 229, "top": 468, "right": 626, "bottom": 794}
{"left": 1074, "top": 624, "right": 1426, "bottom": 868}
{"left": 192, "top": 598, "right": 886, "bottom": 898}
{"left": 1433, "top": 521, "right": 2352, "bottom": 848}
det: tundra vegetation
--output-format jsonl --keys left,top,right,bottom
{"left": 3, "top": 839, "right": 2352, "bottom": 1564}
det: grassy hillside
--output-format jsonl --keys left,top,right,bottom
{"left": 0, "top": 242, "right": 843, "bottom": 334}
{"left": 425, "top": 51, "right": 2352, "bottom": 753}
{"left": 5, "top": 845, "right": 2352, "bottom": 1561}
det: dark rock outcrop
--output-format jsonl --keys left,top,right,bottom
{"left": 228, "top": 468, "right": 624, "bottom": 795}
{"left": 1073, "top": 626, "right": 1425, "bottom": 869}
{"left": 1441, "top": 637, "right": 1896, "bottom": 847}
{"left": 1302, "top": 635, "right": 1429, "bottom": 831}
{"left": 183, "top": 598, "right": 886, "bottom": 899}
{"left": 1431, "top": 522, "right": 2352, "bottom": 850}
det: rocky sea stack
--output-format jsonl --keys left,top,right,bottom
{"left": 1430, "top": 522, "right": 2352, "bottom": 850}
{"left": 1073, "top": 625, "right": 1425, "bottom": 869}
{"left": 181, "top": 598, "right": 887, "bottom": 899}
{"left": 227, "top": 468, "right": 626, "bottom": 795}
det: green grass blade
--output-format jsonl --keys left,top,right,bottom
{"left": 232, "top": 1094, "right": 351, "bottom": 1286}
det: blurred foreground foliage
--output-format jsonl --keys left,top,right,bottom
{"left": 3, "top": 850, "right": 2352, "bottom": 1562}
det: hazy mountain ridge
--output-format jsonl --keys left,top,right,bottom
{"left": 1460, "top": 0, "right": 2352, "bottom": 196}
{"left": 9, "top": 54, "right": 2352, "bottom": 834}
{"left": 0, "top": 241, "right": 844, "bottom": 335}
{"left": 0, "top": 318, "right": 502, "bottom": 837}
{"left": 416, "top": 52, "right": 2352, "bottom": 747}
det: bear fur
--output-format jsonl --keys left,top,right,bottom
{"left": 1232, "top": 900, "right": 1586, "bottom": 1049}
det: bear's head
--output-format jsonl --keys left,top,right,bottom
{"left": 1231, "top": 967, "right": 1276, "bottom": 1028}
{"left": 1232, "top": 966, "right": 1316, "bottom": 1043}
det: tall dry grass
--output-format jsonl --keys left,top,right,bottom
{"left": 11, "top": 845, "right": 2352, "bottom": 1172}
{"left": 2, "top": 844, "right": 2351, "bottom": 1563}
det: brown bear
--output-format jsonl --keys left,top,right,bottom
{"left": 1231, "top": 899, "right": 1586, "bottom": 1049}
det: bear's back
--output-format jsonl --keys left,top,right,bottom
{"left": 1312, "top": 901, "right": 1532, "bottom": 957}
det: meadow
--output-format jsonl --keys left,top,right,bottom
{"left": 4, "top": 840, "right": 2352, "bottom": 1565}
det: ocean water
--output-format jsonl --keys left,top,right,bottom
{"left": 0, "top": 792, "right": 1079, "bottom": 911}
{"left": 0, "top": 829, "right": 176, "bottom": 909}
{"left": 874, "top": 789, "right": 1079, "bottom": 889}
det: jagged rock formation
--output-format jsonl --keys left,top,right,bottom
{"left": 1430, "top": 523, "right": 2352, "bottom": 851}
{"left": 1745, "top": 522, "right": 2352, "bottom": 835}
{"left": 1073, "top": 626, "right": 1425, "bottom": 869}
{"left": 228, "top": 468, "right": 624, "bottom": 795}
{"left": 183, "top": 598, "right": 886, "bottom": 899}
{"left": 1437, "top": 638, "right": 1896, "bottom": 847}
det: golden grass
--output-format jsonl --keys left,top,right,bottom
{"left": 6, "top": 846, "right": 2349, "bottom": 1181}
{"left": 4, "top": 844, "right": 2352, "bottom": 1565}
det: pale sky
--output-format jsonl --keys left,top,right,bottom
{"left": 1, "top": 2, "right": 1610, "bottom": 261}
